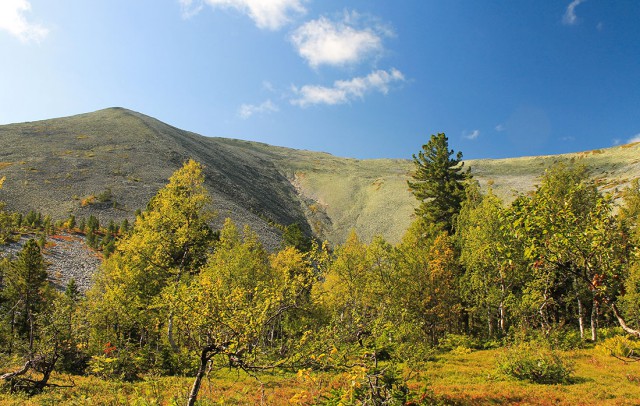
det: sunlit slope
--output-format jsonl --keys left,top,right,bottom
{"left": 469, "top": 143, "right": 640, "bottom": 203}
{"left": 219, "top": 139, "right": 416, "bottom": 245}
{"left": 231, "top": 139, "right": 640, "bottom": 244}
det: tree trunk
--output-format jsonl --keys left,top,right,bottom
{"left": 499, "top": 281, "right": 507, "bottom": 334}
{"left": 187, "top": 343, "right": 227, "bottom": 406}
{"left": 186, "top": 349, "right": 209, "bottom": 406}
{"left": 591, "top": 299, "right": 598, "bottom": 342}
{"left": 499, "top": 302, "right": 505, "bottom": 334}
{"left": 167, "top": 311, "right": 178, "bottom": 353}
{"left": 611, "top": 303, "right": 640, "bottom": 338}
{"left": 577, "top": 297, "right": 584, "bottom": 339}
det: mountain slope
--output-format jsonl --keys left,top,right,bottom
{"left": 0, "top": 108, "right": 309, "bottom": 249}
{"left": 1, "top": 108, "right": 639, "bottom": 246}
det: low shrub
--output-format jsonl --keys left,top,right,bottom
{"left": 88, "top": 343, "right": 143, "bottom": 382}
{"left": 497, "top": 342, "right": 573, "bottom": 384}
{"left": 438, "top": 333, "right": 480, "bottom": 352}
{"left": 596, "top": 336, "right": 640, "bottom": 359}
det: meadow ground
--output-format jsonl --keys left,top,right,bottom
{"left": 1, "top": 347, "right": 639, "bottom": 405}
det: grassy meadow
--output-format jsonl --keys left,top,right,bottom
{"left": 2, "top": 346, "right": 639, "bottom": 405}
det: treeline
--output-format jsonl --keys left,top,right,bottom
{"left": 0, "top": 134, "right": 640, "bottom": 403}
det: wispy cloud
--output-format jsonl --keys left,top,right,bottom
{"left": 238, "top": 99, "right": 279, "bottom": 119}
{"left": 180, "top": 0, "right": 306, "bottom": 30}
{"left": 290, "top": 11, "right": 389, "bottom": 68}
{"left": 495, "top": 124, "right": 505, "bottom": 132}
{"left": 628, "top": 133, "right": 640, "bottom": 144}
{"left": 291, "top": 68, "right": 404, "bottom": 107}
{"left": 0, "top": 0, "right": 48, "bottom": 43}
{"left": 563, "top": 0, "right": 586, "bottom": 26}
{"left": 463, "top": 130, "right": 480, "bottom": 140}
{"left": 560, "top": 136, "right": 575, "bottom": 142}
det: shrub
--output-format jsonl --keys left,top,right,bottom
{"left": 438, "top": 333, "right": 480, "bottom": 352}
{"left": 596, "top": 336, "right": 640, "bottom": 359}
{"left": 497, "top": 342, "right": 573, "bottom": 384}
{"left": 546, "top": 327, "right": 586, "bottom": 350}
{"left": 88, "top": 343, "right": 142, "bottom": 382}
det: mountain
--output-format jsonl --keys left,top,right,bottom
{"left": 1, "top": 107, "right": 639, "bottom": 247}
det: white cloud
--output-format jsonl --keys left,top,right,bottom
{"left": 495, "top": 124, "right": 505, "bottom": 132}
{"left": 0, "top": 0, "right": 48, "bottom": 43}
{"left": 463, "top": 130, "right": 480, "bottom": 140}
{"left": 628, "top": 134, "right": 640, "bottom": 144}
{"left": 560, "top": 136, "right": 575, "bottom": 142}
{"left": 181, "top": 0, "right": 306, "bottom": 30}
{"left": 238, "top": 99, "right": 279, "bottom": 119}
{"left": 291, "top": 68, "right": 404, "bottom": 107}
{"left": 563, "top": 0, "right": 586, "bottom": 26}
{"left": 291, "top": 12, "right": 388, "bottom": 68}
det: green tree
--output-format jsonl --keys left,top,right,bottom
{"left": 511, "top": 162, "right": 632, "bottom": 339}
{"left": 87, "top": 159, "right": 216, "bottom": 358}
{"left": 619, "top": 178, "right": 640, "bottom": 243}
{"left": 0, "top": 176, "right": 13, "bottom": 244}
{"left": 167, "top": 219, "right": 315, "bottom": 405}
{"left": 283, "top": 223, "right": 312, "bottom": 252}
{"left": 457, "top": 185, "right": 524, "bottom": 337}
{"left": 408, "top": 133, "right": 469, "bottom": 233}
{"left": 3, "top": 239, "right": 50, "bottom": 353}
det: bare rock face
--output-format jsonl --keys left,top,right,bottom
{"left": 0, "top": 233, "right": 101, "bottom": 292}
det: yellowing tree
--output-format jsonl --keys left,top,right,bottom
{"left": 87, "top": 159, "right": 216, "bottom": 354}
{"left": 168, "top": 219, "right": 315, "bottom": 406}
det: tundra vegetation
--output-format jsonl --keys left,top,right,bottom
{"left": 0, "top": 135, "right": 640, "bottom": 405}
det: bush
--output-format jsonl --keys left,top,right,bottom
{"left": 546, "top": 327, "right": 585, "bottom": 350}
{"left": 497, "top": 342, "right": 573, "bottom": 384}
{"left": 438, "top": 333, "right": 480, "bottom": 353}
{"left": 596, "top": 336, "right": 640, "bottom": 359}
{"left": 88, "top": 343, "right": 142, "bottom": 381}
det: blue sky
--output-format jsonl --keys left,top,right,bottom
{"left": 1, "top": 0, "right": 639, "bottom": 159}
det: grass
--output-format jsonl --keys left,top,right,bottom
{"left": 2, "top": 348, "right": 639, "bottom": 405}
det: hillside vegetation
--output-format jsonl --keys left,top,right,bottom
{"left": 1, "top": 108, "right": 639, "bottom": 245}
{"left": 1, "top": 143, "right": 640, "bottom": 405}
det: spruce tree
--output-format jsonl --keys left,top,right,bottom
{"left": 408, "top": 133, "right": 469, "bottom": 233}
{"left": 4, "top": 239, "right": 48, "bottom": 348}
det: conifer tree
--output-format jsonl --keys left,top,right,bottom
{"left": 4, "top": 239, "right": 49, "bottom": 351}
{"left": 408, "top": 133, "right": 469, "bottom": 233}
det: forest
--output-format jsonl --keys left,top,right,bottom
{"left": 1, "top": 134, "right": 640, "bottom": 405}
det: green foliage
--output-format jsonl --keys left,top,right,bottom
{"left": 457, "top": 183, "right": 523, "bottom": 337}
{"left": 87, "top": 159, "right": 216, "bottom": 351}
{"left": 2, "top": 239, "right": 49, "bottom": 340}
{"left": 283, "top": 223, "right": 312, "bottom": 252}
{"left": 408, "top": 133, "right": 469, "bottom": 233}
{"left": 596, "top": 335, "right": 640, "bottom": 358}
{"left": 619, "top": 178, "right": 640, "bottom": 243}
{"left": 437, "top": 333, "right": 481, "bottom": 352}
{"left": 88, "top": 343, "right": 142, "bottom": 382}
{"left": 497, "top": 342, "right": 573, "bottom": 384}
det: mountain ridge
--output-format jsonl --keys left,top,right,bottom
{"left": 1, "top": 107, "right": 639, "bottom": 246}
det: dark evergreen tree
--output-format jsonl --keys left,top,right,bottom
{"left": 86, "top": 215, "right": 99, "bottom": 232}
{"left": 119, "top": 218, "right": 129, "bottom": 235}
{"left": 408, "top": 133, "right": 469, "bottom": 233}
{"left": 283, "top": 223, "right": 312, "bottom": 252}
{"left": 4, "top": 239, "right": 49, "bottom": 350}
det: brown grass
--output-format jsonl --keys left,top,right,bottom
{"left": 1, "top": 348, "right": 639, "bottom": 405}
